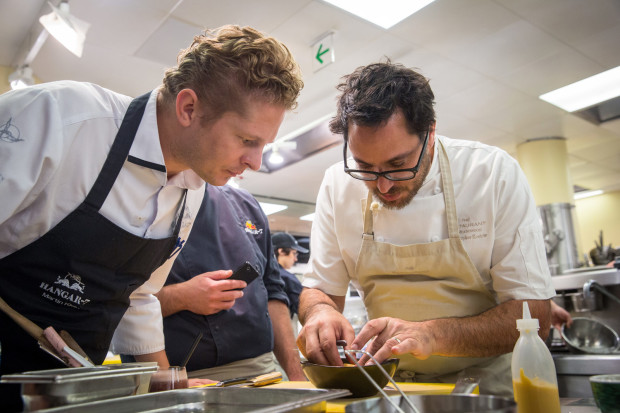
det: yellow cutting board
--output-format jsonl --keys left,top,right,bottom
{"left": 266, "top": 381, "right": 460, "bottom": 412}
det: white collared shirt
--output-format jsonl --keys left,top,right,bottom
{"left": 0, "top": 81, "right": 205, "bottom": 354}
{"left": 303, "top": 136, "right": 555, "bottom": 303}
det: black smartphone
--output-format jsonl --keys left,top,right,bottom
{"left": 228, "top": 261, "right": 259, "bottom": 289}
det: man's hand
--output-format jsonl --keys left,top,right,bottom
{"left": 352, "top": 317, "right": 435, "bottom": 365}
{"left": 550, "top": 300, "right": 572, "bottom": 331}
{"left": 156, "top": 270, "right": 246, "bottom": 317}
{"left": 350, "top": 299, "right": 551, "bottom": 365}
{"left": 296, "top": 289, "right": 355, "bottom": 367}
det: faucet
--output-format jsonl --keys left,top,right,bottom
{"left": 583, "top": 279, "right": 620, "bottom": 305}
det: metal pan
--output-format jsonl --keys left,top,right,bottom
{"left": 345, "top": 393, "right": 516, "bottom": 413}
{"left": 341, "top": 349, "right": 516, "bottom": 413}
{"left": 34, "top": 387, "right": 351, "bottom": 413}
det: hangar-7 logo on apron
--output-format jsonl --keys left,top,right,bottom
{"left": 39, "top": 273, "right": 91, "bottom": 308}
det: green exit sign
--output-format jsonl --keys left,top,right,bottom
{"left": 312, "top": 32, "right": 335, "bottom": 72}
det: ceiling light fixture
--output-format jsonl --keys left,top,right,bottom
{"left": 322, "top": 0, "right": 436, "bottom": 29}
{"left": 266, "top": 140, "right": 297, "bottom": 166}
{"left": 39, "top": 0, "right": 90, "bottom": 58}
{"left": 300, "top": 213, "right": 315, "bottom": 222}
{"left": 574, "top": 190, "right": 604, "bottom": 200}
{"left": 268, "top": 147, "right": 284, "bottom": 165}
{"left": 8, "top": 66, "right": 35, "bottom": 90}
{"left": 259, "top": 202, "right": 288, "bottom": 216}
{"left": 539, "top": 66, "right": 620, "bottom": 112}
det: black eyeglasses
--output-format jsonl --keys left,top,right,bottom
{"left": 343, "top": 130, "right": 429, "bottom": 181}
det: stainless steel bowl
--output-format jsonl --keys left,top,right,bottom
{"left": 302, "top": 358, "right": 399, "bottom": 398}
{"left": 561, "top": 317, "right": 620, "bottom": 354}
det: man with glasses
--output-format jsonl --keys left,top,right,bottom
{"left": 296, "top": 61, "right": 555, "bottom": 396}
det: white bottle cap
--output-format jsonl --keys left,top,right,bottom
{"left": 516, "top": 301, "right": 539, "bottom": 330}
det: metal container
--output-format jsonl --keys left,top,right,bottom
{"left": 345, "top": 394, "right": 516, "bottom": 413}
{"left": 561, "top": 317, "right": 620, "bottom": 354}
{"left": 566, "top": 291, "right": 602, "bottom": 312}
{"left": 538, "top": 202, "right": 581, "bottom": 275}
{"left": 35, "top": 387, "right": 351, "bottom": 412}
{"left": 0, "top": 364, "right": 158, "bottom": 411}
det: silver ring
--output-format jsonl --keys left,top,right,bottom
{"left": 392, "top": 337, "right": 401, "bottom": 344}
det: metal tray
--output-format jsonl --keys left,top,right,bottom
{"left": 1, "top": 364, "right": 157, "bottom": 384}
{"left": 1, "top": 364, "right": 158, "bottom": 411}
{"left": 35, "top": 387, "right": 351, "bottom": 412}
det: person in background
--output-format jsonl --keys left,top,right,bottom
{"left": 0, "top": 24, "right": 302, "bottom": 410}
{"left": 297, "top": 61, "right": 554, "bottom": 396}
{"left": 272, "top": 232, "right": 308, "bottom": 319}
{"left": 134, "top": 185, "right": 306, "bottom": 382}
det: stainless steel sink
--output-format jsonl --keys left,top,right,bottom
{"left": 553, "top": 353, "right": 620, "bottom": 397}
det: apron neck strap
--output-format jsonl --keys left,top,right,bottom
{"left": 436, "top": 139, "right": 460, "bottom": 238}
{"left": 362, "top": 192, "right": 375, "bottom": 240}
{"left": 84, "top": 92, "right": 151, "bottom": 211}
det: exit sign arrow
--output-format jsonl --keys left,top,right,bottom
{"left": 311, "top": 31, "right": 335, "bottom": 72}
{"left": 316, "top": 44, "right": 330, "bottom": 64}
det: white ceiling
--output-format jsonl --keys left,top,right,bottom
{"left": 2, "top": 0, "right": 620, "bottom": 235}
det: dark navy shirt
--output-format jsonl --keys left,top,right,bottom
{"left": 163, "top": 185, "right": 288, "bottom": 371}
{"left": 278, "top": 265, "right": 303, "bottom": 318}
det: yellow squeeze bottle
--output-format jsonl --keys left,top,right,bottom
{"left": 511, "top": 302, "right": 561, "bottom": 413}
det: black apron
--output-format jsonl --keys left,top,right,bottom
{"left": 0, "top": 92, "right": 186, "bottom": 378}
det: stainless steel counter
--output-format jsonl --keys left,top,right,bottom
{"left": 553, "top": 353, "right": 620, "bottom": 398}
{"left": 552, "top": 267, "right": 620, "bottom": 291}
{"left": 561, "top": 398, "right": 601, "bottom": 413}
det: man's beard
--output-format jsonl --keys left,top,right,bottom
{"left": 372, "top": 146, "right": 433, "bottom": 210}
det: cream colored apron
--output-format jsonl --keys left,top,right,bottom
{"left": 187, "top": 351, "right": 278, "bottom": 381}
{"left": 355, "top": 140, "right": 512, "bottom": 396}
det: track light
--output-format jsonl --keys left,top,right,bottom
{"left": 268, "top": 147, "right": 285, "bottom": 165}
{"left": 39, "top": 1, "right": 90, "bottom": 58}
{"left": 8, "top": 66, "right": 35, "bottom": 90}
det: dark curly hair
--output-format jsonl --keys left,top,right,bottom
{"left": 161, "top": 25, "right": 303, "bottom": 121}
{"left": 330, "top": 60, "right": 435, "bottom": 140}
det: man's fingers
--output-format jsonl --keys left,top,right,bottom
{"left": 204, "top": 270, "right": 234, "bottom": 280}
{"left": 351, "top": 318, "right": 388, "bottom": 350}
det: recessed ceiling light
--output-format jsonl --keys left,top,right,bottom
{"left": 300, "top": 213, "right": 315, "bottom": 221}
{"left": 259, "top": 202, "right": 288, "bottom": 215}
{"left": 539, "top": 66, "right": 620, "bottom": 112}
{"left": 322, "top": 0, "right": 436, "bottom": 29}
{"left": 574, "top": 190, "right": 603, "bottom": 200}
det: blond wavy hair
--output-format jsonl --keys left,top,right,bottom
{"left": 161, "top": 25, "right": 303, "bottom": 120}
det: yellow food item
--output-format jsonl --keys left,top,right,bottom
{"left": 513, "top": 368, "right": 560, "bottom": 413}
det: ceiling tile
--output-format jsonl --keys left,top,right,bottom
{"left": 496, "top": 0, "right": 620, "bottom": 45}
{"left": 391, "top": 0, "right": 520, "bottom": 57}
{"left": 135, "top": 17, "right": 202, "bottom": 66}
{"left": 444, "top": 20, "right": 565, "bottom": 79}
{"left": 173, "top": 0, "right": 311, "bottom": 33}
{"left": 439, "top": 78, "right": 530, "bottom": 122}
{"left": 0, "top": 0, "right": 46, "bottom": 66}
{"left": 74, "top": 0, "right": 180, "bottom": 56}
{"left": 499, "top": 45, "right": 604, "bottom": 96}
{"left": 572, "top": 23, "right": 620, "bottom": 68}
